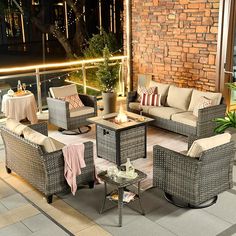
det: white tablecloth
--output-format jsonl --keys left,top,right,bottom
{"left": 1, "top": 93, "right": 38, "bottom": 124}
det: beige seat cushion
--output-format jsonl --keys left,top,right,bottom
{"left": 128, "top": 102, "right": 153, "bottom": 113}
{"left": 23, "top": 127, "right": 57, "bottom": 153}
{"left": 6, "top": 119, "right": 27, "bottom": 135}
{"left": 188, "top": 90, "right": 222, "bottom": 111}
{"left": 50, "top": 84, "right": 78, "bottom": 98}
{"left": 70, "top": 106, "right": 94, "bottom": 118}
{"left": 149, "top": 81, "right": 170, "bottom": 105}
{"left": 148, "top": 106, "right": 184, "bottom": 120}
{"left": 187, "top": 133, "right": 231, "bottom": 158}
{"left": 171, "top": 112, "right": 197, "bottom": 127}
{"left": 166, "top": 85, "right": 193, "bottom": 111}
{"left": 51, "top": 138, "right": 65, "bottom": 151}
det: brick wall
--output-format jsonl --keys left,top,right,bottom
{"left": 124, "top": 0, "right": 220, "bottom": 91}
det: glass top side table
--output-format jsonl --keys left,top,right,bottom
{"left": 98, "top": 169, "right": 147, "bottom": 227}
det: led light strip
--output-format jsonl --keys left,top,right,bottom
{"left": 0, "top": 56, "right": 127, "bottom": 73}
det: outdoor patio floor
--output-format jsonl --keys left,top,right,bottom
{"left": 0, "top": 119, "right": 236, "bottom": 236}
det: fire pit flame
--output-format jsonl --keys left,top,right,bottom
{"left": 115, "top": 105, "right": 128, "bottom": 124}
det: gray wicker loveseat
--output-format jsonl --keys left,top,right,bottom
{"left": 153, "top": 133, "right": 235, "bottom": 208}
{"left": 127, "top": 81, "right": 226, "bottom": 138}
{"left": 0, "top": 121, "right": 95, "bottom": 203}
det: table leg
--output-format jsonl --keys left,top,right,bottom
{"left": 138, "top": 181, "right": 145, "bottom": 215}
{"left": 118, "top": 187, "right": 124, "bottom": 227}
{"left": 100, "top": 182, "right": 107, "bottom": 214}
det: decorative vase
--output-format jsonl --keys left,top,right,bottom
{"left": 102, "top": 92, "right": 117, "bottom": 115}
{"left": 125, "top": 158, "right": 135, "bottom": 176}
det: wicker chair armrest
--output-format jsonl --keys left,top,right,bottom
{"left": 127, "top": 91, "right": 138, "bottom": 111}
{"left": 28, "top": 122, "right": 48, "bottom": 136}
{"left": 127, "top": 91, "right": 137, "bottom": 103}
{"left": 47, "top": 97, "right": 70, "bottom": 118}
{"left": 197, "top": 104, "right": 226, "bottom": 123}
{"left": 79, "top": 94, "right": 97, "bottom": 115}
{"left": 199, "top": 141, "right": 235, "bottom": 163}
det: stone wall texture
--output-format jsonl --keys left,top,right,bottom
{"left": 124, "top": 0, "right": 220, "bottom": 91}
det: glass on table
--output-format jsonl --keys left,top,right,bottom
{"left": 98, "top": 105, "right": 104, "bottom": 118}
{"left": 22, "top": 83, "right": 26, "bottom": 92}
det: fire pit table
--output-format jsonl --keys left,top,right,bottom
{"left": 87, "top": 111, "right": 153, "bottom": 165}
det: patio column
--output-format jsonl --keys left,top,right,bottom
{"left": 126, "top": 0, "right": 132, "bottom": 92}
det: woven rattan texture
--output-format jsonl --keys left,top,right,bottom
{"left": 47, "top": 94, "right": 97, "bottom": 130}
{"left": 153, "top": 142, "right": 235, "bottom": 206}
{"left": 127, "top": 91, "right": 226, "bottom": 138}
{"left": 97, "top": 125, "right": 146, "bottom": 164}
{"left": 0, "top": 125, "right": 95, "bottom": 199}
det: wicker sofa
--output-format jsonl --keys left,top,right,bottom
{"left": 153, "top": 134, "right": 235, "bottom": 207}
{"left": 0, "top": 122, "right": 95, "bottom": 203}
{"left": 127, "top": 81, "right": 226, "bottom": 137}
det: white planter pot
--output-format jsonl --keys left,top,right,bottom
{"left": 102, "top": 92, "right": 117, "bottom": 115}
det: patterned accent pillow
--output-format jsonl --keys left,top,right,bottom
{"left": 137, "top": 86, "right": 158, "bottom": 102}
{"left": 140, "top": 93, "right": 161, "bottom": 106}
{"left": 193, "top": 96, "right": 212, "bottom": 117}
{"left": 58, "top": 94, "right": 84, "bottom": 110}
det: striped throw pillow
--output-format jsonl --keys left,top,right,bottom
{"left": 58, "top": 94, "right": 84, "bottom": 111}
{"left": 141, "top": 93, "right": 161, "bottom": 106}
{"left": 137, "top": 86, "right": 157, "bottom": 102}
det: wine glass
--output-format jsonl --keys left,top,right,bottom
{"left": 22, "top": 83, "right": 26, "bottom": 93}
{"left": 99, "top": 106, "right": 104, "bottom": 117}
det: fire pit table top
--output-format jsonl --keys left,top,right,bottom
{"left": 87, "top": 111, "right": 154, "bottom": 131}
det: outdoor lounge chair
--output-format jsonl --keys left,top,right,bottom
{"left": 153, "top": 134, "right": 235, "bottom": 208}
{"left": 47, "top": 84, "right": 97, "bottom": 134}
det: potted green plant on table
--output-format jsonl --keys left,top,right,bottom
{"left": 96, "top": 46, "right": 119, "bottom": 114}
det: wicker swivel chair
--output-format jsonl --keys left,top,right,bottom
{"left": 47, "top": 84, "right": 97, "bottom": 134}
{"left": 153, "top": 135, "right": 235, "bottom": 208}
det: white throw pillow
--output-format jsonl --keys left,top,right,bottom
{"left": 23, "top": 127, "right": 56, "bottom": 153}
{"left": 166, "top": 85, "right": 193, "bottom": 111}
{"left": 187, "top": 133, "right": 231, "bottom": 158}
{"left": 188, "top": 90, "right": 222, "bottom": 111}
{"left": 193, "top": 96, "right": 213, "bottom": 117}
{"left": 6, "top": 119, "right": 27, "bottom": 135}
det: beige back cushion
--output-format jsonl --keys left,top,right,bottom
{"left": 6, "top": 119, "right": 27, "bottom": 135}
{"left": 23, "top": 127, "right": 56, "bottom": 153}
{"left": 187, "top": 133, "right": 231, "bottom": 158}
{"left": 149, "top": 81, "right": 170, "bottom": 105}
{"left": 166, "top": 85, "right": 193, "bottom": 110}
{"left": 50, "top": 84, "right": 78, "bottom": 98}
{"left": 188, "top": 90, "right": 222, "bottom": 111}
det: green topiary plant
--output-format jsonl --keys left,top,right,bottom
{"left": 96, "top": 46, "right": 119, "bottom": 93}
{"left": 83, "top": 30, "right": 119, "bottom": 58}
{"left": 214, "top": 111, "right": 236, "bottom": 133}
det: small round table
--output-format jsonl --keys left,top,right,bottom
{"left": 98, "top": 169, "right": 147, "bottom": 227}
{"left": 1, "top": 93, "right": 38, "bottom": 124}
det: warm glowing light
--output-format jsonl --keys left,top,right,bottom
{"left": 115, "top": 105, "right": 128, "bottom": 124}
{"left": 0, "top": 56, "right": 127, "bottom": 73}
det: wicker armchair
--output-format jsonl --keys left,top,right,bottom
{"left": 153, "top": 139, "right": 235, "bottom": 208}
{"left": 0, "top": 122, "right": 95, "bottom": 203}
{"left": 47, "top": 84, "right": 97, "bottom": 134}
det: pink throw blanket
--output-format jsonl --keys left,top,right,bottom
{"left": 63, "top": 143, "right": 85, "bottom": 195}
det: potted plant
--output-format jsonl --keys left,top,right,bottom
{"left": 214, "top": 111, "right": 236, "bottom": 162}
{"left": 214, "top": 111, "right": 236, "bottom": 134}
{"left": 96, "top": 46, "right": 119, "bottom": 114}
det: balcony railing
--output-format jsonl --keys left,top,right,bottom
{"left": 0, "top": 55, "right": 127, "bottom": 113}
